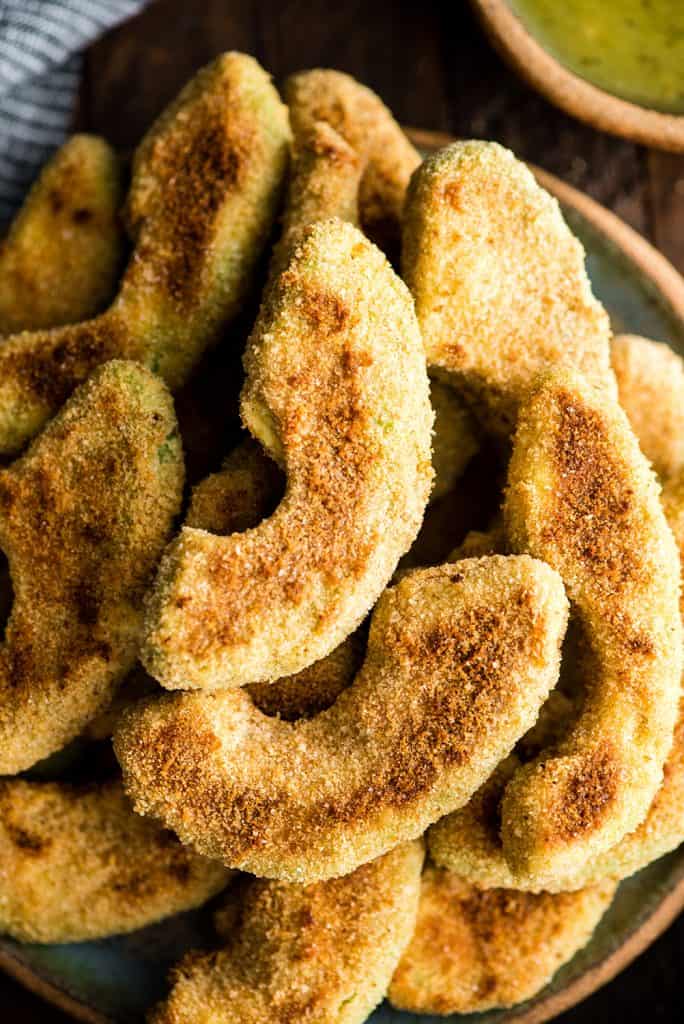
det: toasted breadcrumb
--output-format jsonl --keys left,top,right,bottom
{"left": 388, "top": 865, "right": 615, "bottom": 1013}
{"left": 0, "top": 779, "right": 229, "bottom": 943}
{"left": 501, "top": 369, "right": 682, "bottom": 888}
{"left": 0, "top": 361, "right": 183, "bottom": 773}
{"left": 403, "top": 141, "right": 614, "bottom": 435}
{"left": 272, "top": 120, "right": 364, "bottom": 277}
{"left": 116, "top": 556, "right": 567, "bottom": 883}
{"left": 611, "top": 334, "right": 684, "bottom": 480}
{"left": 0, "top": 53, "right": 290, "bottom": 455}
{"left": 0, "top": 136, "right": 124, "bottom": 333}
{"left": 142, "top": 219, "right": 433, "bottom": 690}
{"left": 285, "top": 69, "right": 420, "bottom": 253}
{"left": 151, "top": 842, "right": 423, "bottom": 1024}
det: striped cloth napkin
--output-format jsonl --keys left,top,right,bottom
{"left": 0, "top": 0, "right": 146, "bottom": 223}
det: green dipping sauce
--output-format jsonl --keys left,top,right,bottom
{"left": 508, "top": 0, "right": 684, "bottom": 114}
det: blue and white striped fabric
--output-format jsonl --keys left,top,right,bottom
{"left": 0, "top": 0, "right": 146, "bottom": 223}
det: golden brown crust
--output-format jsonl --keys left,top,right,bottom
{"left": 0, "top": 779, "right": 229, "bottom": 943}
{"left": 186, "top": 437, "right": 360, "bottom": 719}
{"left": 142, "top": 219, "right": 433, "bottom": 690}
{"left": 431, "top": 472, "right": 684, "bottom": 890}
{"left": 150, "top": 842, "right": 423, "bottom": 1024}
{"left": 116, "top": 556, "right": 568, "bottom": 883}
{"left": 284, "top": 69, "right": 420, "bottom": 254}
{"left": 402, "top": 141, "right": 614, "bottom": 435}
{"left": 611, "top": 333, "right": 684, "bottom": 480}
{"left": 500, "top": 369, "right": 682, "bottom": 887}
{"left": 272, "top": 120, "right": 364, "bottom": 276}
{"left": 0, "top": 360, "right": 183, "bottom": 773}
{"left": 388, "top": 866, "right": 615, "bottom": 1013}
{"left": 0, "top": 53, "right": 291, "bottom": 455}
{"left": 0, "top": 135, "right": 124, "bottom": 333}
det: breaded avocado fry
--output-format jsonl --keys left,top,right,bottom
{"left": 501, "top": 369, "right": 681, "bottom": 887}
{"left": 142, "top": 219, "right": 433, "bottom": 690}
{"left": 116, "top": 557, "right": 567, "bottom": 883}
{"left": 285, "top": 69, "right": 420, "bottom": 252}
{"left": 0, "top": 779, "right": 230, "bottom": 943}
{"left": 0, "top": 135, "right": 124, "bottom": 333}
{"left": 403, "top": 141, "right": 614, "bottom": 435}
{"left": 0, "top": 53, "right": 291, "bottom": 454}
{"left": 0, "top": 361, "right": 183, "bottom": 773}
{"left": 389, "top": 866, "right": 615, "bottom": 1014}
{"left": 150, "top": 842, "right": 423, "bottom": 1024}
{"left": 611, "top": 333, "right": 684, "bottom": 480}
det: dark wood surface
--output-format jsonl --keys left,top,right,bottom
{"left": 4, "top": 0, "right": 683, "bottom": 1019}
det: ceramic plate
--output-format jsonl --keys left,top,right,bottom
{"left": 3, "top": 130, "right": 684, "bottom": 1024}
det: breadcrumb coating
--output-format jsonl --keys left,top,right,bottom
{"left": 272, "top": 120, "right": 364, "bottom": 277}
{"left": 187, "top": 436, "right": 361, "bottom": 719}
{"left": 0, "top": 779, "right": 229, "bottom": 943}
{"left": 430, "top": 377, "right": 480, "bottom": 502}
{"left": 501, "top": 369, "right": 682, "bottom": 887}
{"left": 89, "top": 437, "right": 359, "bottom": 738}
{"left": 185, "top": 438, "right": 283, "bottom": 536}
{"left": 142, "top": 219, "right": 433, "bottom": 690}
{"left": 0, "top": 360, "right": 183, "bottom": 773}
{"left": 388, "top": 865, "right": 615, "bottom": 1013}
{"left": 0, "top": 53, "right": 290, "bottom": 454}
{"left": 116, "top": 556, "right": 567, "bottom": 883}
{"left": 150, "top": 842, "right": 423, "bottom": 1024}
{"left": 402, "top": 141, "right": 614, "bottom": 435}
{"left": 611, "top": 333, "right": 684, "bottom": 480}
{"left": 0, "top": 135, "right": 124, "bottom": 333}
{"left": 431, "top": 463, "right": 684, "bottom": 893}
{"left": 284, "top": 69, "right": 420, "bottom": 253}
{"left": 429, "top": 708, "right": 684, "bottom": 893}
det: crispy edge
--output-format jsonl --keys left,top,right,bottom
{"left": 0, "top": 778, "right": 229, "bottom": 943}
{"left": 388, "top": 865, "right": 615, "bottom": 1014}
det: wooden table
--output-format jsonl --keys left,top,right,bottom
{"left": 3, "top": 0, "right": 683, "bottom": 1019}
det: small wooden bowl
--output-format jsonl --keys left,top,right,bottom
{"left": 470, "top": 0, "right": 684, "bottom": 151}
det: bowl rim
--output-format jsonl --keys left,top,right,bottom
{"left": 468, "top": 0, "right": 684, "bottom": 152}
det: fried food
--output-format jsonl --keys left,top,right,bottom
{"left": 0, "top": 779, "right": 229, "bottom": 943}
{"left": 116, "top": 556, "right": 567, "bottom": 883}
{"left": 430, "top": 377, "right": 480, "bottom": 502}
{"left": 430, "top": 467, "right": 684, "bottom": 891}
{"left": 430, "top": 713, "right": 684, "bottom": 893}
{"left": 150, "top": 842, "right": 423, "bottom": 1024}
{"left": 185, "top": 437, "right": 283, "bottom": 536}
{"left": 402, "top": 141, "right": 614, "bottom": 435}
{"left": 0, "top": 135, "right": 124, "bottom": 333}
{"left": 284, "top": 69, "right": 420, "bottom": 253}
{"left": 0, "top": 53, "right": 290, "bottom": 455}
{"left": 272, "top": 120, "right": 364, "bottom": 276}
{"left": 448, "top": 522, "right": 507, "bottom": 561}
{"left": 388, "top": 865, "right": 615, "bottom": 1014}
{"left": 187, "top": 437, "right": 360, "bottom": 719}
{"left": 498, "top": 368, "right": 681, "bottom": 887}
{"left": 84, "top": 664, "right": 159, "bottom": 741}
{"left": 611, "top": 333, "right": 684, "bottom": 480}
{"left": 0, "top": 360, "right": 183, "bottom": 773}
{"left": 142, "top": 219, "right": 433, "bottom": 690}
